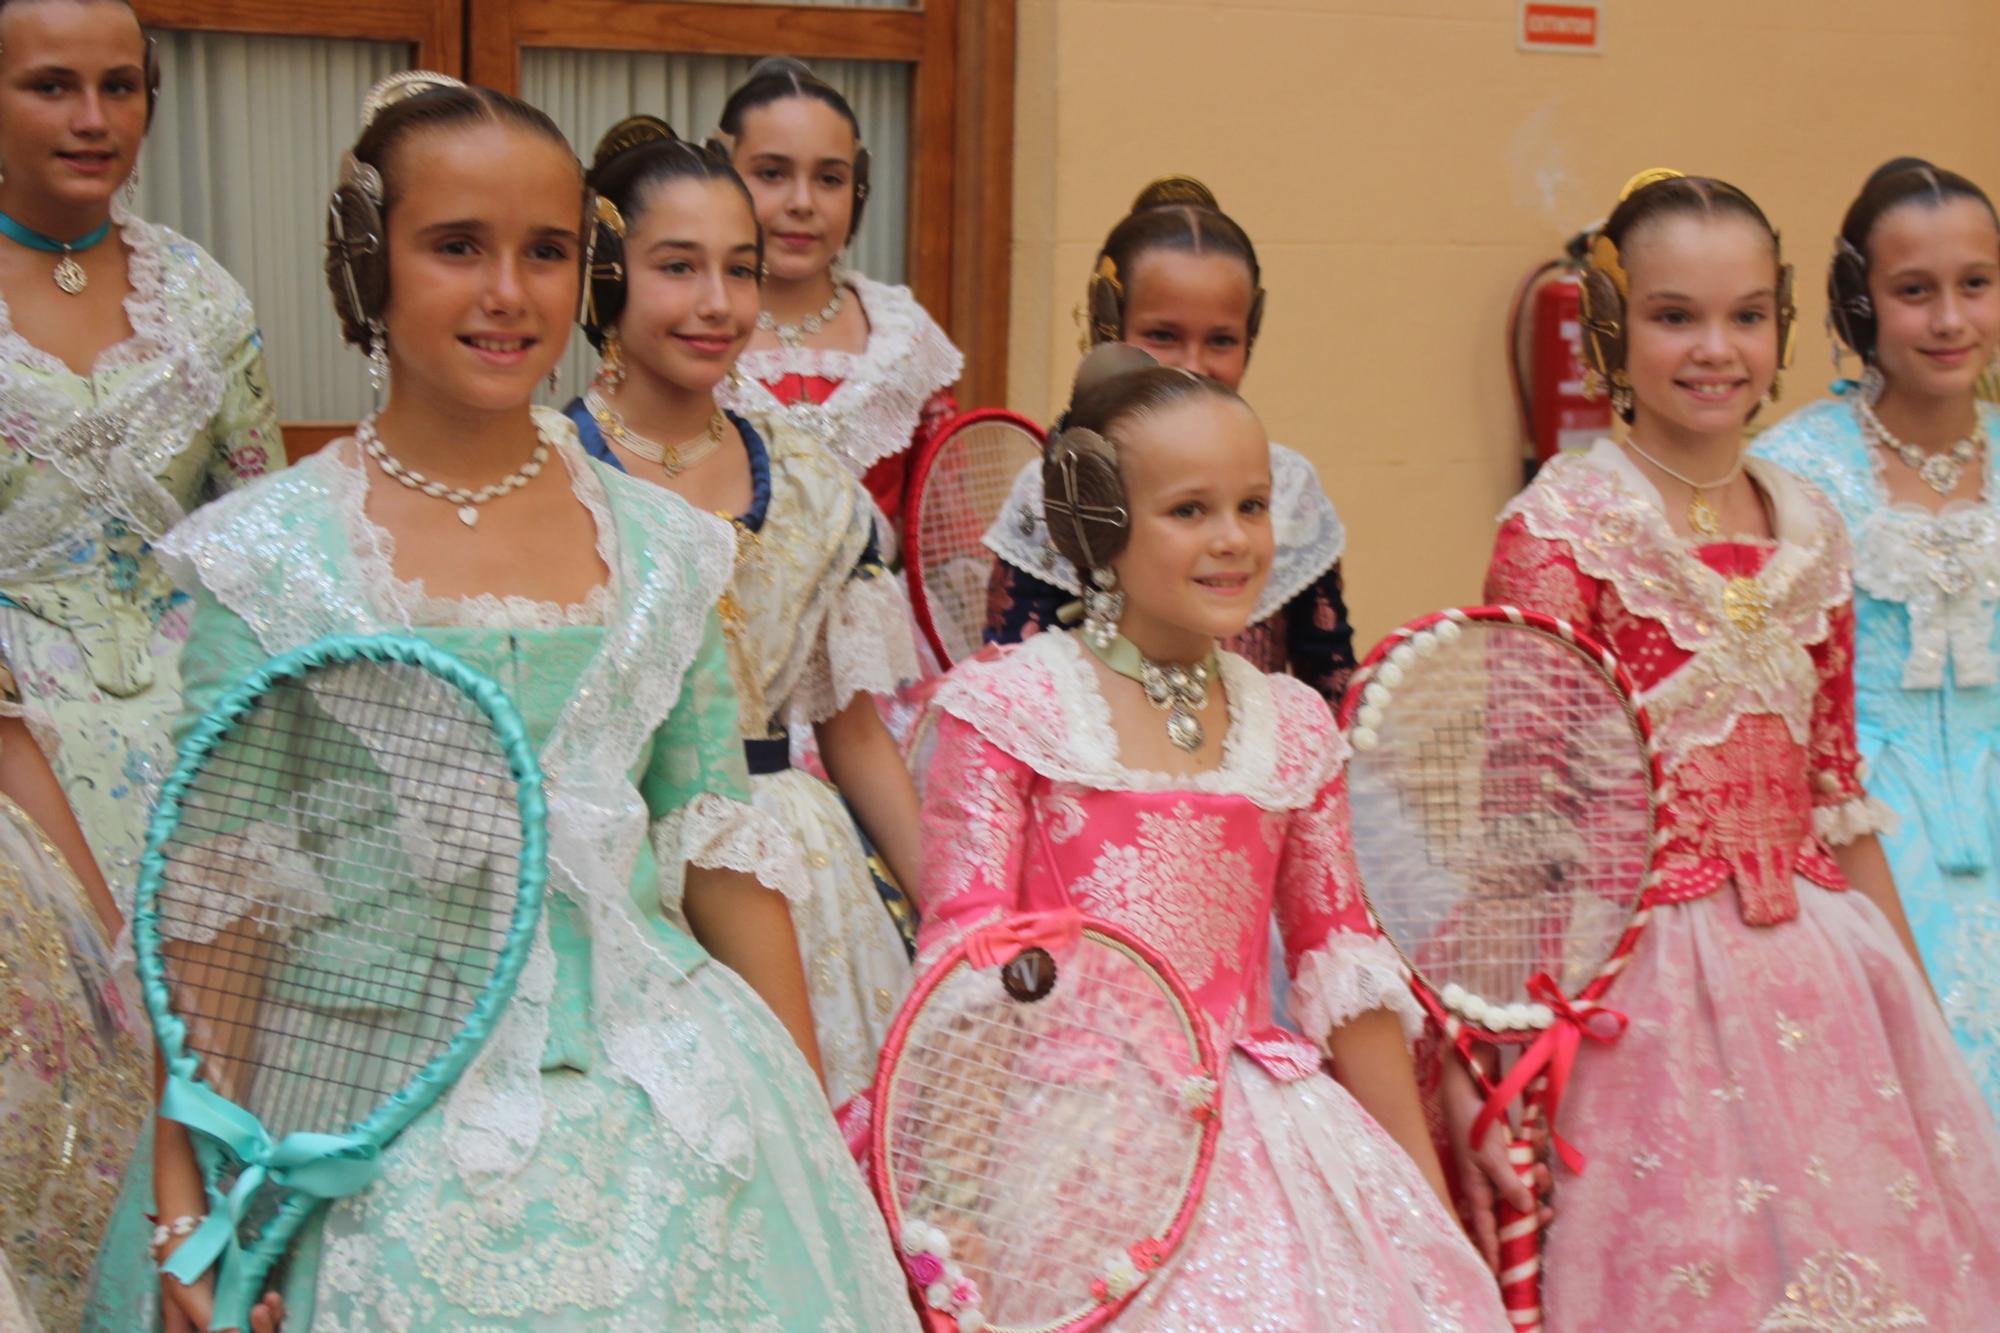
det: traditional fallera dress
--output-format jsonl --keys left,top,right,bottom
{"left": 717, "top": 269, "right": 961, "bottom": 536}
{"left": 82, "top": 413, "right": 918, "bottom": 1331}
{"left": 982, "top": 443, "right": 1358, "bottom": 704}
{"left": 1755, "top": 396, "right": 2000, "bottom": 1115}
{"left": 565, "top": 402, "right": 921, "bottom": 1106}
{"left": 914, "top": 629, "right": 1511, "bottom": 1331}
{"left": 0, "top": 747, "right": 148, "bottom": 1330}
{"left": 0, "top": 198, "right": 282, "bottom": 915}
{"left": 1484, "top": 439, "right": 2000, "bottom": 1329}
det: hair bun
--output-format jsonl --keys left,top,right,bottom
{"left": 1132, "top": 174, "right": 1218, "bottom": 213}
{"left": 1070, "top": 342, "right": 1159, "bottom": 398}
{"left": 747, "top": 55, "right": 817, "bottom": 82}
{"left": 592, "top": 115, "right": 679, "bottom": 173}
{"left": 360, "top": 70, "right": 466, "bottom": 130}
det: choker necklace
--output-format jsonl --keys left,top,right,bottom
{"left": 1621, "top": 435, "right": 1744, "bottom": 538}
{"left": 1081, "top": 630, "right": 1219, "bottom": 753}
{"left": 585, "top": 388, "right": 729, "bottom": 476}
{"left": 757, "top": 283, "right": 844, "bottom": 349}
{"left": 0, "top": 210, "right": 114, "bottom": 295}
{"left": 359, "top": 415, "right": 551, "bottom": 528}
{"left": 1855, "top": 394, "right": 1987, "bottom": 496}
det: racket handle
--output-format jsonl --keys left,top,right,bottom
{"left": 1497, "top": 1136, "right": 1543, "bottom": 1331}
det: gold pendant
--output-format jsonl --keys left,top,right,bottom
{"left": 1688, "top": 490, "right": 1721, "bottom": 539}
{"left": 53, "top": 253, "right": 87, "bottom": 295}
{"left": 1722, "top": 576, "right": 1768, "bottom": 633}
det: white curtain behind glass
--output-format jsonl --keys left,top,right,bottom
{"left": 524, "top": 52, "right": 910, "bottom": 398}
{"left": 133, "top": 33, "right": 411, "bottom": 422}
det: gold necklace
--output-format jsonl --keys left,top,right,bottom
{"left": 1621, "top": 435, "right": 1745, "bottom": 538}
{"left": 586, "top": 388, "right": 729, "bottom": 476}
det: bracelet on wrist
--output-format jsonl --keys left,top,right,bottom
{"left": 150, "top": 1214, "right": 203, "bottom": 1256}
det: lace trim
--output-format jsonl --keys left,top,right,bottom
{"left": 719, "top": 272, "right": 963, "bottom": 476}
{"left": 1506, "top": 441, "right": 1850, "bottom": 764}
{"left": 931, "top": 631, "right": 1339, "bottom": 808}
{"left": 787, "top": 568, "right": 921, "bottom": 728}
{"left": 983, "top": 442, "right": 1346, "bottom": 622}
{"left": 0, "top": 203, "right": 250, "bottom": 551}
{"left": 1813, "top": 792, "right": 1899, "bottom": 846}
{"left": 650, "top": 791, "right": 814, "bottom": 915}
{"left": 1287, "top": 932, "right": 1423, "bottom": 1047}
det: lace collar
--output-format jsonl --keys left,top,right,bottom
{"left": 983, "top": 441, "right": 1345, "bottom": 623}
{"left": 932, "top": 630, "right": 1340, "bottom": 810}
{"left": 719, "top": 270, "right": 963, "bottom": 475}
{"left": 1508, "top": 439, "right": 1850, "bottom": 762}
{"left": 0, "top": 202, "right": 252, "bottom": 542}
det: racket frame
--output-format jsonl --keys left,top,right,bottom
{"left": 868, "top": 914, "right": 1224, "bottom": 1333}
{"left": 1338, "top": 605, "right": 1666, "bottom": 1332}
{"left": 904, "top": 407, "right": 1046, "bottom": 668}
{"left": 133, "top": 632, "right": 549, "bottom": 1320}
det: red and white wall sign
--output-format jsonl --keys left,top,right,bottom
{"left": 1518, "top": 2, "right": 1602, "bottom": 54}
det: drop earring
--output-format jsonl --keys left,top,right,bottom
{"left": 1609, "top": 370, "right": 1633, "bottom": 419}
{"left": 366, "top": 322, "right": 390, "bottom": 404}
{"left": 547, "top": 363, "right": 561, "bottom": 395}
{"left": 124, "top": 164, "right": 139, "bottom": 205}
{"left": 1858, "top": 364, "right": 1885, "bottom": 405}
{"left": 1083, "top": 567, "right": 1124, "bottom": 651}
{"left": 598, "top": 332, "right": 626, "bottom": 392}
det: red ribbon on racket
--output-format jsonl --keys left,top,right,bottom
{"left": 1468, "top": 973, "right": 1629, "bottom": 1175}
{"left": 963, "top": 907, "right": 1084, "bottom": 970}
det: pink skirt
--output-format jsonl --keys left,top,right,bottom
{"left": 1542, "top": 882, "right": 2000, "bottom": 1329}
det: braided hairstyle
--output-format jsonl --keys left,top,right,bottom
{"left": 579, "top": 115, "right": 761, "bottom": 351}
{"left": 1087, "top": 176, "right": 1265, "bottom": 351}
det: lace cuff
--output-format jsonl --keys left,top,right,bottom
{"left": 650, "top": 791, "right": 812, "bottom": 914}
{"left": 1288, "top": 932, "right": 1423, "bottom": 1047}
{"left": 1813, "top": 793, "right": 1898, "bottom": 846}
{"left": 788, "top": 571, "right": 921, "bottom": 727}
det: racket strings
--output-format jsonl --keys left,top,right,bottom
{"left": 156, "top": 660, "right": 524, "bottom": 1139}
{"left": 915, "top": 423, "right": 1041, "bottom": 662}
{"left": 1348, "top": 625, "right": 1652, "bottom": 1008}
{"left": 884, "top": 940, "right": 1208, "bottom": 1325}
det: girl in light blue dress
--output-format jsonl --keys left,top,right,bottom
{"left": 1756, "top": 156, "right": 2000, "bottom": 1115}
{"left": 84, "top": 73, "right": 916, "bottom": 1332}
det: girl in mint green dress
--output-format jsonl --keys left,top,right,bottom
{"left": 85, "top": 74, "right": 915, "bottom": 1332}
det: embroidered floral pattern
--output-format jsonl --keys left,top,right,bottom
{"left": 1756, "top": 1249, "right": 1928, "bottom": 1331}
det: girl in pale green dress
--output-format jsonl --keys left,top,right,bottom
{"left": 84, "top": 74, "right": 916, "bottom": 1332}
{"left": 0, "top": 0, "right": 283, "bottom": 922}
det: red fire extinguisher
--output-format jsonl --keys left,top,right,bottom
{"left": 1508, "top": 230, "right": 1612, "bottom": 483}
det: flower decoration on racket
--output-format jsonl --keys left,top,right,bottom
{"left": 132, "top": 634, "right": 548, "bottom": 1330}
{"left": 905, "top": 408, "right": 1047, "bottom": 666}
{"left": 1339, "top": 605, "right": 1664, "bottom": 1333}
{"left": 869, "top": 908, "right": 1222, "bottom": 1332}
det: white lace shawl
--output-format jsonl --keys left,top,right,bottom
{"left": 0, "top": 198, "right": 254, "bottom": 584}
{"left": 731, "top": 418, "right": 921, "bottom": 732}
{"left": 982, "top": 442, "right": 1346, "bottom": 621}
{"left": 720, "top": 271, "right": 963, "bottom": 477}
{"left": 156, "top": 412, "right": 804, "bottom": 1182}
{"left": 1505, "top": 439, "right": 1851, "bottom": 768}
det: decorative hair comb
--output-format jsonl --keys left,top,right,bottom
{"left": 361, "top": 70, "right": 467, "bottom": 130}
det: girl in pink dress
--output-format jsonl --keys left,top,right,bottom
{"left": 916, "top": 346, "right": 1509, "bottom": 1330}
{"left": 1474, "top": 169, "right": 2000, "bottom": 1329}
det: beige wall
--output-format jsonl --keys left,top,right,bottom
{"left": 1008, "top": 0, "right": 2000, "bottom": 648}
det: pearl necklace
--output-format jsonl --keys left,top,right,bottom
{"left": 1621, "top": 435, "right": 1745, "bottom": 538}
{"left": 585, "top": 388, "right": 729, "bottom": 476}
{"left": 1856, "top": 395, "right": 1987, "bottom": 496}
{"left": 757, "top": 283, "right": 844, "bottom": 349}
{"left": 358, "top": 416, "right": 550, "bottom": 528}
{"left": 1080, "top": 630, "right": 1219, "bottom": 752}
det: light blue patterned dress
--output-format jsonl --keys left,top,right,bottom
{"left": 1756, "top": 396, "right": 2000, "bottom": 1115}
{"left": 82, "top": 416, "right": 918, "bottom": 1330}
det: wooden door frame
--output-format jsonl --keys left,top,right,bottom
{"left": 468, "top": 0, "right": 1012, "bottom": 408}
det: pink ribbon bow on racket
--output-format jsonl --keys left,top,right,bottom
{"left": 963, "top": 907, "right": 1084, "bottom": 970}
{"left": 1469, "top": 973, "right": 1629, "bottom": 1175}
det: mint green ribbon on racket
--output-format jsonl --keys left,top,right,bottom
{"left": 158, "top": 1072, "right": 384, "bottom": 1307}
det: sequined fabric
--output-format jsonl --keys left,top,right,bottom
{"left": 1483, "top": 439, "right": 2000, "bottom": 1329}
{"left": 914, "top": 633, "right": 1507, "bottom": 1330}
{"left": 1758, "top": 398, "right": 2000, "bottom": 1113}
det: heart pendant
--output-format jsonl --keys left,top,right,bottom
{"left": 457, "top": 504, "right": 479, "bottom": 527}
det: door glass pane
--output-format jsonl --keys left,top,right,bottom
{"left": 134, "top": 32, "right": 414, "bottom": 422}
{"left": 525, "top": 50, "right": 912, "bottom": 396}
